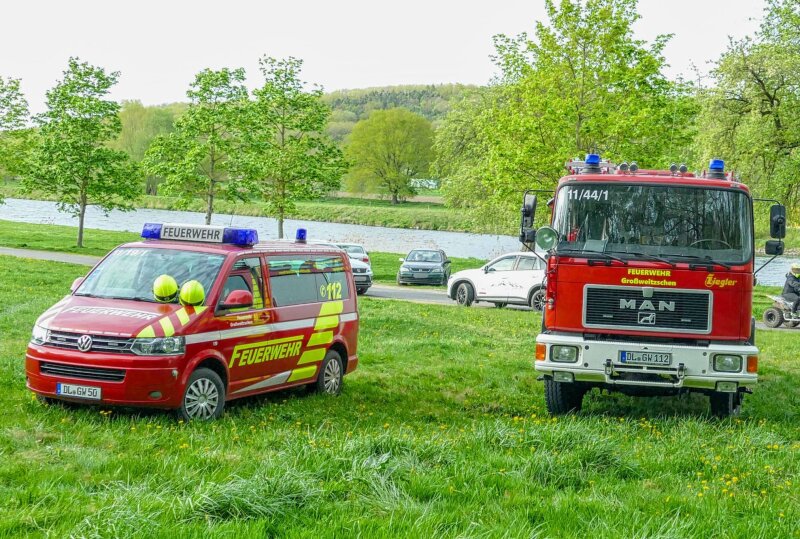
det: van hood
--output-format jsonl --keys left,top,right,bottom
{"left": 36, "top": 296, "right": 206, "bottom": 338}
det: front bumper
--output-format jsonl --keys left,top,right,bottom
{"left": 26, "top": 345, "right": 185, "bottom": 408}
{"left": 535, "top": 333, "right": 758, "bottom": 391}
{"left": 353, "top": 274, "right": 373, "bottom": 289}
{"left": 397, "top": 272, "right": 445, "bottom": 285}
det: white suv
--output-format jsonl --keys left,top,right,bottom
{"left": 447, "top": 251, "right": 546, "bottom": 310}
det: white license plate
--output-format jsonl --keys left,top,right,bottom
{"left": 354, "top": 276, "right": 369, "bottom": 282}
{"left": 619, "top": 351, "right": 672, "bottom": 366}
{"left": 56, "top": 382, "right": 101, "bottom": 400}
{"left": 414, "top": 273, "right": 429, "bottom": 278}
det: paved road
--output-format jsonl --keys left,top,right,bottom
{"left": 0, "top": 247, "right": 793, "bottom": 327}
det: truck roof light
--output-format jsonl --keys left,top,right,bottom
{"left": 585, "top": 153, "right": 600, "bottom": 166}
{"left": 669, "top": 163, "right": 678, "bottom": 173}
{"left": 679, "top": 164, "right": 688, "bottom": 173}
{"left": 629, "top": 162, "right": 639, "bottom": 172}
{"left": 709, "top": 159, "right": 725, "bottom": 171}
{"left": 295, "top": 228, "right": 307, "bottom": 244}
{"left": 141, "top": 223, "right": 258, "bottom": 246}
{"left": 618, "top": 162, "right": 629, "bottom": 172}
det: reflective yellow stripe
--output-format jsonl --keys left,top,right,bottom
{"left": 175, "top": 308, "right": 190, "bottom": 326}
{"left": 137, "top": 326, "right": 156, "bottom": 338}
{"left": 287, "top": 365, "right": 317, "bottom": 382}
{"left": 315, "top": 315, "right": 339, "bottom": 331}
{"left": 160, "top": 317, "right": 175, "bottom": 337}
{"left": 194, "top": 306, "right": 207, "bottom": 315}
{"left": 308, "top": 331, "right": 333, "bottom": 347}
{"left": 297, "top": 348, "right": 326, "bottom": 365}
{"left": 319, "top": 301, "right": 344, "bottom": 316}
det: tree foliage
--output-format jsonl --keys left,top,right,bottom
{"left": 143, "top": 68, "right": 248, "bottom": 224}
{"left": 345, "top": 108, "right": 434, "bottom": 204}
{"left": 695, "top": 0, "right": 800, "bottom": 211}
{"left": 435, "top": 0, "right": 697, "bottom": 227}
{"left": 236, "top": 57, "right": 345, "bottom": 238}
{"left": 0, "top": 76, "right": 32, "bottom": 191}
{"left": 24, "top": 58, "right": 138, "bottom": 247}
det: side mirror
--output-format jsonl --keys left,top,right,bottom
{"left": 71, "top": 277, "right": 84, "bottom": 293}
{"left": 220, "top": 289, "right": 253, "bottom": 310}
{"left": 520, "top": 192, "right": 537, "bottom": 229}
{"left": 765, "top": 240, "right": 784, "bottom": 256}
{"left": 398, "top": 257, "right": 405, "bottom": 262}
{"left": 770, "top": 204, "right": 786, "bottom": 239}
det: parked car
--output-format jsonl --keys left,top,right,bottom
{"left": 447, "top": 251, "right": 546, "bottom": 310}
{"left": 276, "top": 239, "right": 373, "bottom": 295}
{"left": 397, "top": 249, "right": 451, "bottom": 286}
{"left": 335, "top": 243, "right": 370, "bottom": 267}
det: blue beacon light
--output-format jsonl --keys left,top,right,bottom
{"left": 141, "top": 223, "right": 163, "bottom": 240}
{"left": 295, "top": 228, "right": 307, "bottom": 243}
{"left": 222, "top": 227, "right": 259, "bottom": 246}
{"left": 585, "top": 154, "right": 601, "bottom": 166}
{"left": 709, "top": 159, "right": 725, "bottom": 171}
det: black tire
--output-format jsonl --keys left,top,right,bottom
{"left": 494, "top": 303, "right": 507, "bottom": 309}
{"left": 544, "top": 378, "right": 585, "bottom": 415}
{"left": 455, "top": 282, "right": 474, "bottom": 307}
{"left": 312, "top": 350, "right": 344, "bottom": 395}
{"left": 356, "top": 287, "right": 368, "bottom": 295}
{"left": 396, "top": 274, "right": 406, "bottom": 286}
{"left": 763, "top": 308, "right": 783, "bottom": 328}
{"left": 178, "top": 368, "right": 225, "bottom": 421}
{"left": 709, "top": 391, "right": 742, "bottom": 418}
{"left": 529, "top": 289, "right": 545, "bottom": 312}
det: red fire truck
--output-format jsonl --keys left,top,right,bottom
{"left": 521, "top": 155, "right": 786, "bottom": 417}
{"left": 25, "top": 223, "right": 359, "bottom": 420}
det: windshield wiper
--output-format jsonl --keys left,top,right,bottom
{"left": 556, "top": 248, "right": 628, "bottom": 265}
{"left": 657, "top": 253, "right": 731, "bottom": 270}
{"left": 605, "top": 250, "right": 676, "bottom": 267}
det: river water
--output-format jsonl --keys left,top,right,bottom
{"left": 1, "top": 198, "right": 795, "bottom": 286}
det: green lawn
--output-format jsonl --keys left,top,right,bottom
{"left": 0, "top": 219, "right": 486, "bottom": 287}
{"left": 1, "top": 256, "right": 799, "bottom": 537}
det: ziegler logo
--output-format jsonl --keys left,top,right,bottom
{"left": 619, "top": 299, "right": 675, "bottom": 312}
{"left": 705, "top": 274, "right": 736, "bottom": 288}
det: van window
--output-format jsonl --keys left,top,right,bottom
{"left": 267, "top": 254, "right": 350, "bottom": 307}
{"left": 219, "top": 257, "right": 264, "bottom": 310}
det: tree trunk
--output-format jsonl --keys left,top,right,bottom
{"left": 391, "top": 192, "right": 399, "bottom": 205}
{"left": 278, "top": 211, "right": 284, "bottom": 239}
{"left": 205, "top": 190, "right": 214, "bottom": 225}
{"left": 77, "top": 196, "right": 86, "bottom": 248}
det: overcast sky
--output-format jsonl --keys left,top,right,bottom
{"left": 2, "top": 0, "right": 765, "bottom": 113}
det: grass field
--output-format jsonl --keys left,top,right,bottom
{"left": 1, "top": 256, "right": 799, "bottom": 537}
{"left": 0, "top": 219, "right": 485, "bottom": 288}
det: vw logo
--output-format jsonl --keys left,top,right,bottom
{"left": 77, "top": 335, "right": 93, "bottom": 352}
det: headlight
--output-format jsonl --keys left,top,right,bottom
{"left": 131, "top": 336, "right": 185, "bottom": 356}
{"left": 400, "top": 265, "right": 411, "bottom": 272}
{"left": 430, "top": 268, "right": 443, "bottom": 273}
{"left": 551, "top": 345, "right": 579, "bottom": 363}
{"left": 31, "top": 325, "right": 49, "bottom": 345}
{"left": 713, "top": 354, "right": 742, "bottom": 372}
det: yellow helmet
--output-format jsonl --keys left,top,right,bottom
{"left": 792, "top": 263, "right": 800, "bottom": 276}
{"left": 153, "top": 274, "right": 179, "bottom": 303}
{"left": 179, "top": 280, "right": 205, "bottom": 306}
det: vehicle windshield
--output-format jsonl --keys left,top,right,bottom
{"left": 552, "top": 184, "right": 753, "bottom": 264}
{"left": 75, "top": 247, "right": 226, "bottom": 303}
{"left": 407, "top": 250, "right": 442, "bottom": 263}
{"left": 338, "top": 245, "right": 365, "bottom": 255}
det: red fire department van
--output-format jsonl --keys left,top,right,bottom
{"left": 520, "top": 156, "right": 786, "bottom": 417}
{"left": 25, "top": 223, "right": 359, "bottom": 420}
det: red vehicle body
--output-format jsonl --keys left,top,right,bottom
{"left": 526, "top": 157, "right": 785, "bottom": 416}
{"left": 25, "top": 225, "right": 359, "bottom": 419}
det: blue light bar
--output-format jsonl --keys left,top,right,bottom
{"left": 709, "top": 159, "right": 724, "bottom": 171}
{"left": 585, "top": 153, "right": 601, "bottom": 166}
{"left": 141, "top": 223, "right": 163, "bottom": 240}
{"left": 295, "top": 228, "right": 307, "bottom": 243}
{"left": 141, "top": 223, "right": 258, "bottom": 246}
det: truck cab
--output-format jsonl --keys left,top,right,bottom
{"left": 524, "top": 156, "right": 786, "bottom": 417}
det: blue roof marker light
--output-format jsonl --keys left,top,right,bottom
{"left": 295, "top": 228, "right": 307, "bottom": 244}
{"left": 709, "top": 159, "right": 725, "bottom": 171}
{"left": 585, "top": 154, "right": 601, "bottom": 166}
{"left": 141, "top": 223, "right": 258, "bottom": 246}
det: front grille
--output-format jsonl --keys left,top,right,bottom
{"left": 39, "top": 361, "right": 126, "bottom": 382}
{"left": 584, "top": 286, "right": 711, "bottom": 333}
{"left": 410, "top": 267, "right": 432, "bottom": 273}
{"left": 352, "top": 268, "right": 367, "bottom": 274}
{"left": 46, "top": 331, "right": 134, "bottom": 354}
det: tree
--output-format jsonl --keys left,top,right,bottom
{"left": 24, "top": 58, "right": 138, "bottom": 247}
{"left": 345, "top": 108, "right": 434, "bottom": 204}
{"left": 695, "top": 0, "right": 800, "bottom": 210}
{"left": 0, "top": 76, "right": 32, "bottom": 194}
{"left": 235, "top": 57, "right": 345, "bottom": 238}
{"left": 143, "top": 68, "right": 248, "bottom": 224}
{"left": 435, "top": 0, "right": 696, "bottom": 227}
